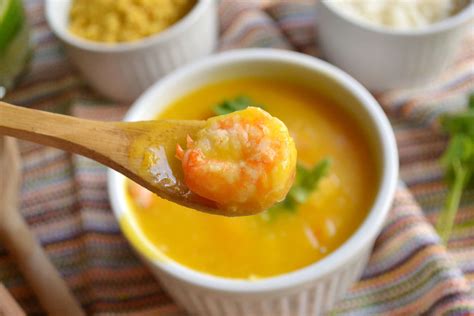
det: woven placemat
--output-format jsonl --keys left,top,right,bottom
{"left": 1, "top": 0, "right": 473, "bottom": 314}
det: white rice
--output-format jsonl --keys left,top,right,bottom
{"left": 326, "top": 0, "right": 469, "bottom": 29}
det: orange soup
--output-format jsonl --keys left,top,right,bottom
{"left": 123, "top": 78, "right": 377, "bottom": 279}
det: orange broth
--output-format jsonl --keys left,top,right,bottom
{"left": 122, "top": 78, "right": 378, "bottom": 278}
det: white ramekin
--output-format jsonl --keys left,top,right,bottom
{"left": 317, "top": 1, "right": 474, "bottom": 91}
{"left": 45, "top": 0, "right": 218, "bottom": 102}
{"left": 108, "top": 49, "right": 399, "bottom": 316}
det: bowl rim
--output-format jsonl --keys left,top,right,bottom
{"left": 45, "top": 0, "right": 211, "bottom": 53}
{"left": 320, "top": 0, "right": 474, "bottom": 36}
{"left": 108, "top": 48, "right": 399, "bottom": 293}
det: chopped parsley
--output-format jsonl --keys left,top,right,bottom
{"left": 213, "top": 95, "right": 264, "bottom": 116}
{"left": 436, "top": 93, "right": 474, "bottom": 243}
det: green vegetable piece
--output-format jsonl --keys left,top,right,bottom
{"left": 436, "top": 93, "right": 474, "bottom": 244}
{"left": 283, "top": 159, "right": 331, "bottom": 210}
{"left": 0, "top": 0, "right": 25, "bottom": 53}
{"left": 213, "top": 95, "right": 264, "bottom": 116}
{"left": 262, "top": 159, "right": 331, "bottom": 221}
{"left": 469, "top": 93, "right": 474, "bottom": 110}
{"left": 268, "top": 159, "right": 331, "bottom": 217}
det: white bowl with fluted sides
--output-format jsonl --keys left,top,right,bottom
{"left": 317, "top": 1, "right": 474, "bottom": 91}
{"left": 45, "top": 0, "right": 218, "bottom": 102}
{"left": 108, "top": 49, "right": 398, "bottom": 316}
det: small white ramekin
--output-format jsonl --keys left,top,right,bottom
{"left": 317, "top": 1, "right": 474, "bottom": 91}
{"left": 108, "top": 49, "right": 399, "bottom": 316}
{"left": 45, "top": 0, "right": 218, "bottom": 102}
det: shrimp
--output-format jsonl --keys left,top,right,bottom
{"left": 176, "top": 107, "right": 297, "bottom": 215}
{"left": 128, "top": 181, "right": 154, "bottom": 208}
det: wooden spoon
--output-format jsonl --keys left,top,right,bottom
{"left": 0, "top": 283, "right": 26, "bottom": 315}
{"left": 0, "top": 101, "right": 225, "bottom": 214}
{"left": 0, "top": 136, "right": 84, "bottom": 316}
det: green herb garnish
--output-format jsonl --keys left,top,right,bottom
{"left": 213, "top": 95, "right": 264, "bottom": 115}
{"left": 436, "top": 93, "right": 474, "bottom": 244}
{"left": 263, "top": 159, "right": 331, "bottom": 221}
{"left": 281, "top": 159, "right": 331, "bottom": 211}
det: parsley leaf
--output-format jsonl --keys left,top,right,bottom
{"left": 436, "top": 93, "right": 474, "bottom": 243}
{"left": 263, "top": 159, "right": 331, "bottom": 221}
{"left": 281, "top": 159, "right": 331, "bottom": 211}
{"left": 213, "top": 95, "right": 264, "bottom": 116}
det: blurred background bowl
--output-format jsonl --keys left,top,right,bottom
{"left": 45, "top": 0, "right": 218, "bottom": 103}
{"left": 108, "top": 49, "right": 398, "bottom": 316}
{"left": 317, "top": 1, "right": 474, "bottom": 91}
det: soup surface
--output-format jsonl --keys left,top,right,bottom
{"left": 123, "top": 78, "right": 378, "bottom": 278}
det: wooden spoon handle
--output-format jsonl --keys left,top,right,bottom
{"left": 0, "top": 101, "right": 131, "bottom": 172}
{"left": 0, "top": 101, "right": 110, "bottom": 155}
{"left": 0, "top": 283, "right": 26, "bottom": 315}
{"left": 1, "top": 214, "right": 85, "bottom": 316}
{"left": 0, "top": 137, "right": 84, "bottom": 316}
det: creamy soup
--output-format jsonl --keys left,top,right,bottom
{"left": 122, "top": 77, "right": 378, "bottom": 279}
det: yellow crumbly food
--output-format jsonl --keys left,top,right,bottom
{"left": 69, "top": 0, "right": 196, "bottom": 43}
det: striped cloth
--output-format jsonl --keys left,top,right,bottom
{"left": 2, "top": 0, "right": 473, "bottom": 314}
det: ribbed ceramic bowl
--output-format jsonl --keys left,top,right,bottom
{"left": 45, "top": 0, "right": 217, "bottom": 102}
{"left": 108, "top": 49, "right": 398, "bottom": 316}
{"left": 317, "top": 1, "right": 474, "bottom": 91}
